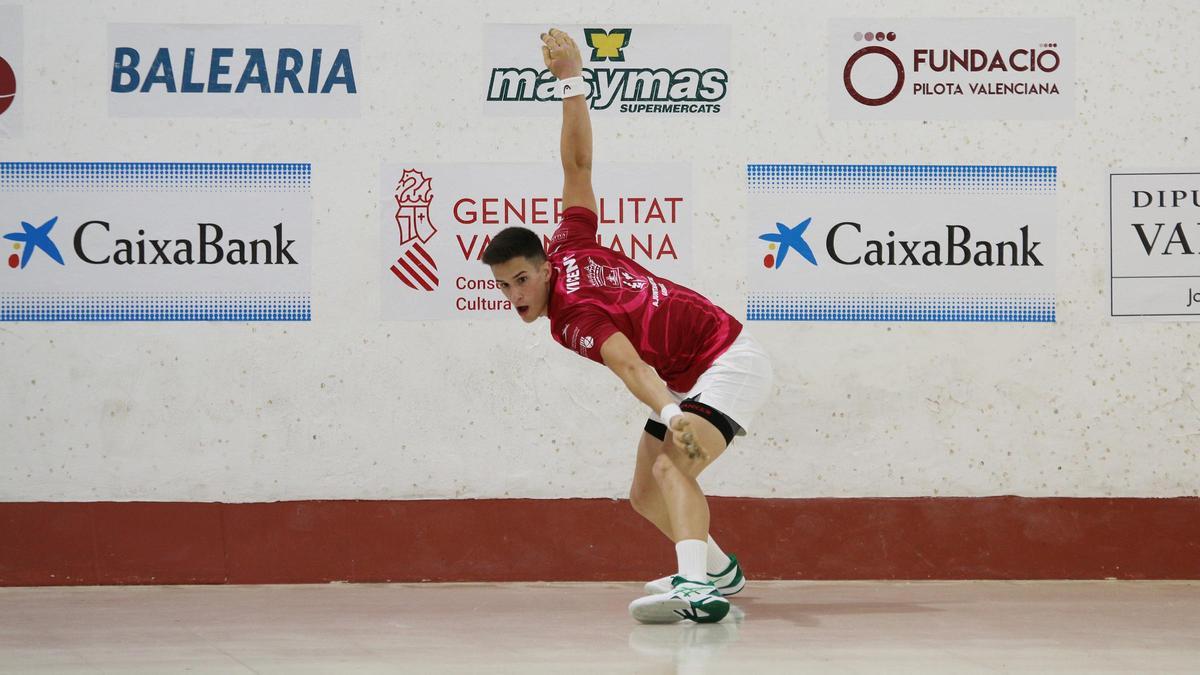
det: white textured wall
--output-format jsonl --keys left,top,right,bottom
{"left": 2, "top": 0, "right": 1198, "bottom": 501}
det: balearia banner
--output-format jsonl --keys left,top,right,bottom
{"left": 747, "top": 164, "right": 1056, "bottom": 322}
{"left": 108, "top": 23, "right": 360, "bottom": 117}
{"left": 483, "top": 24, "right": 730, "bottom": 116}
{"left": 1, "top": 162, "right": 311, "bottom": 321}
{"left": 380, "top": 163, "right": 690, "bottom": 319}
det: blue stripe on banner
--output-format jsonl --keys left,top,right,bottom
{"left": 0, "top": 162, "right": 312, "bottom": 192}
{"left": 746, "top": 164, "right": 1056, "bottom": 194}
{"left": 746, "top": 294, "right": 1056, "bottom": 323}
{"left": 0, "top": 294, "right": 312, "bottom": 322}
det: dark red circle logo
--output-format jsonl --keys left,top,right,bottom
{"left": 0, "top": 56, "right": 15, "bottom": 116}
{"left": 843, "top": 46, "right": 904, "bottom": 107}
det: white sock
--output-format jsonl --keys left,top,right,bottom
{"left": 706, "top": 535, "right": 731, "bottom": 574}
{"left": 675, "top": 539, "right": 708, "bottom": 582}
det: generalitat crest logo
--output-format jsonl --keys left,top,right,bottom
{"left": 5, "top": 216, "right": 65, "bottom": 269}
{"left": 583, "top": 28, "right": 632, "bottom": 62}
{"left": 390, "top": 169, "right": 439, "bottom": 291}
{"left": 758, "top": 217, "right": 818, "bottom": 269}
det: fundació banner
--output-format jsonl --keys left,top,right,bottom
{"left": 746, "top": 164, "right": 1056, "bottom": 322}
{"left": 108, "top": 23, "right": 360, "bottom": 117}
{"left": 830, "top": 18, "right": 1074, "bottom": 120}
{"left": 483, "top": 24, "right": 730, "bottom": 116}
{"left": 0, "top": 162, "right": 311, "bottom": 321}
{"left": 379, "top": 163, "right": 691, "bottom": 320}
{"left": 1110, "top": 171, "right": 1200, "bottom": 319}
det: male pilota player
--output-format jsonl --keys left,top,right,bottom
{"left": 481, "top": 28, "right": 773, "bottom": 624}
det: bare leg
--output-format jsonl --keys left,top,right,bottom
{"left": 631, "top": 413, "right": 729, "bottom": 541}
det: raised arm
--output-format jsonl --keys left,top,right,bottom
{"left": 541, "top": 28, "right": 597, "bottom": 213}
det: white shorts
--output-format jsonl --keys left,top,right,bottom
{"left": 649, "top": 331, "right": 774, "bottom": 437}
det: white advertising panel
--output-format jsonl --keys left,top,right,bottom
{"left": 830, "top": 18, "right": 1075, "bottom": 120}
{"left": 747, "top": 164, "right": 1056, "bottom": 322}
{"left": 483, "top": 24, "right": 730, "bottom": 117}
{"left": 380, "top": 163, "right": 691, "bottom": 320}
{"left": 1, "top": 162, "right": 311, "bottom": 321}
{"left": 108, "top": 23, "right": 361, "bottom": 117}
{"left": 1110, "top": 171, "right": 1200, "bottom": 319}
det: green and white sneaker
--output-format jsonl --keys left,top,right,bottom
{"left": 644, "top": 554, "right": 746, "bottom": 597}
{"left": 629, "top": 576, "right": 731, "bottom": 624}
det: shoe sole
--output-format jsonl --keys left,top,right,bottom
{"left": 629, "top": 595, "right": 731, "bottom": 624}
{"left": 643, "top": 579, "right": 745, "bottom": 597}
{"left": 629, "top": 595, "right": 691, "bottom": 624}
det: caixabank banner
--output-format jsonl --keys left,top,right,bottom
{"left": 380, "top": 163, "right": 690, "bottom": 320}
{"left": 0, "top": 5, "right": 22, "bottom": 138}
{"left": 1110, "top": 171, "right": 1200, "bottom": 319}
{"left": 830, "top": 18, "right": 1074, "bottom": 120}
{"left": 1, "top": 163, "right": 311, "bottom": 321}
{"left": 108, "top": 23, "right": 360, "bottom": 117}
{"left": 483, "top": 24, "right": 730, "bottom": 116}
{"left": 747, "top": 164, "right": 1056, "bottom": 322}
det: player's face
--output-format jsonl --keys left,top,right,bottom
{"left": 491, "top": 256, "right": 552, "bottom": 323}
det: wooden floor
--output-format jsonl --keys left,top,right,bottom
{"left": 2, "top": 580, "right": 1198, "bottom": 673}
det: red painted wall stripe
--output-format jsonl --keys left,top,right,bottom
{"left": 1, "top": 497, "right": 1198, "bottom": 586}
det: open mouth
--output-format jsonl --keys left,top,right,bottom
{"left": 517, "top": 305, "right": 529, "bottom": 316}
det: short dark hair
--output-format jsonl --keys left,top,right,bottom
{"left": 481, "top": 226, "right": 546, "bottom": 265}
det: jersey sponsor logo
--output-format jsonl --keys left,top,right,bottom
{"left": 584, "top": 257, "right": 646, "bottom": 290}
{"left": 563, "top": 254, "right": 580, "bottom": 293}
{"left": 390, "top": 169, "right": 440, "bottom": 292}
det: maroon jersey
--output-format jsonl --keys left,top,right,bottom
{"left": 545, "top": 206, "right": 742, "bottom": 392}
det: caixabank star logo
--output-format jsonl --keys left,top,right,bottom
{"left": 486, "top": 25, "right": 728, "bottom": 114}
{"left": 390, "top": 169, "right": 440, "bottom": 291}
{"left": 4, "top": 216, "right": 65, "bottom": 269}
{"left": 758, "top": 218, "right": 818, "bottom": 269}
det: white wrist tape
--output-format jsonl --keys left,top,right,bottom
{"left": 557, "top": 76, "right": 587, "bottom": 99}
{"left": 659, "top": 403, "right": 683, "bottom": 429}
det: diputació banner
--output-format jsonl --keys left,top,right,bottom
{"left": 0, "top": 162, "right": 311, "bottom": 321}
{"left": 830, "top": 18, "right": 1074, "bottom": 120}
{"left": 746, "top": 164, "right": 1056, "bottom": 322}
{"left": 0, "top": 5, "right": 21, "bottom": 138}
{"left": 483, "top": 24, "right": 730, "bottom": 116}
{"left": 379, "top": 163, "right": 691, "bottom": 320}
{"left": 108, "top": 23, "right": 361, "bottom": 118}
{"left": 1110, "top": 171, "right": 1200, "bottom": 319}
